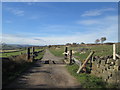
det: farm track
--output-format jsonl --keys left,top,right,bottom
{"left": 5, "top": 49, "right": 81, "bottom": 89}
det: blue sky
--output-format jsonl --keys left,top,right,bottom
{"left": 2, "top": 2, "right": 118, "bottom": 45}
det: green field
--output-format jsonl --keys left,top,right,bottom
{"left": 0, "top": 48, "right": 43, "bottom": 58}
{"left": 49, "top": 47, "right": 64, "bottom": 57}
{"left": 49, "top": 44, "right": 120, "bottom": 88}
{"left": 49, "top": 44, "right": 120, "bottom": 62}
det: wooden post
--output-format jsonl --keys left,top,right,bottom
{"left": 27, "top": 48, "right": 30, "bottom": 60}
{"left": 32, "top": 47, "right": 35, "bottom": 54}
{"left": 83, "top": 64, "right": 87, "bottom": 73}
{"left": 77, "top": 51, "right": 94, "bottom": 74}
{"left": 32, "top": 47, "right": 35, "bottom": 60}
{"left": 69, "top": 50, "right": 72, "bottom": 65}
{"left": 64, "top": 47, "right": 68, "bottom": 59}
{"left": 89, "top": 57, "right": 92, "bottom": 72}
{"left": 113, "top": 44, "right": 116, "bottom": 60}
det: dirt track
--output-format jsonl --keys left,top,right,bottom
{"left": 5, "top": 49, "right": 81, "bottom": 88}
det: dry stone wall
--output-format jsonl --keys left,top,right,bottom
{"left": 91, "top": 56, "right": 120, "bottom": 85}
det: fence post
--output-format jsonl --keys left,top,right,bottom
{"left": 69, "top": 50, "right": 72, "bottom": 65}
{"left": 113, "top": 44, "right": 116, "bottom": 60}
{"left": 27, "top": 47, "right": 30, "bottom": 61}
{"left": 77, "top": 51, "right": 94, "bottom": 74}
{"left": 64, "top": 47, "right": 68, "bottom": 59}
{"left": 90, "top": 57, "right": 92, "bottom": 72}
{"left": 32, "top": 47, "right": 35, "bottom": 60}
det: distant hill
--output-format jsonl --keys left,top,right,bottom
{"left": 0, "top": 43, "right": 35, "bottom": 50}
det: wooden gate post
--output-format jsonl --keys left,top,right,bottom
{"left": 113, "top": 44, "right": 116, "bottom": 60}
{"left": 32, "top": 47, "right": 35, "bottom": 61}
{"left": 90, "top": 57, "right": 92, "bottom": 72}
{"left": 69, "top": 50, "right": 72, "bottom": 65}
{"left": 64, "top": 47, "right": 68, "bottom": 59}
{"left": 27, "top": 47, "right": 30, "bottom": 61}
{"left": 77, "top": 51, "right": 94, "bottom": 74}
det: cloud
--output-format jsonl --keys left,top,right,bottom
{"left": 1, "top": 34, "right": 48, "bottom": 45}
{"left": 27, "top": 2, "right": 35, "bottom": 5}
{"left": 2, "top": 22, "right": 118, "bottom": 45}
{"left": 6, "top": 7, "right": 24, "bottom": 16}
{"left": 77, "top": 15, "right": 117, "bottom": 26}
{"left": 81, "top": 8, "right": 115, "bottom": 17}
{"left": 77, "top": 20, "right": 99, "bottom": 25}
{"left": 34, "top": 38, "right": 47, "bottom": 43}
{"left": 1, "top": 13, "right": 118, "bottom": 45}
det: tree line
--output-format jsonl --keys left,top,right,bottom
{"left": 95, "top": 37, "right": 106, "bottom": 44}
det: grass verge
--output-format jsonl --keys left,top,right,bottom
{"left": 2, "top": 50, "right": 44, "bottom": 87}
{"left": 66, "top": 64, "right": 107, "bottom": 88}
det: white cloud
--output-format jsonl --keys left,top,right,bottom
{"left": 2, "top": 22, "right": 118, "bottom": 45}
{"left": 6, "top": 7, "right": 24, "bottom": 16}
{"left": 77, "top": 20, "right": 99, "bottom": 25}
{"left": 81, "top": 8, "right": 115, "bottom": 17}
{"left": 1, "top": 15, "right": 118, "bottom": 45}
{"left": 1, "top": 34, "right": 48, "bottom": 45}
{"left": 27, "top": 2, "right": 34, "bottom": 5}
{"left": 77, "top": 15, "right": 117, "bottom": 26}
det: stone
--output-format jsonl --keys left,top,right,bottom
{"left": 102, "top": 70, "right": 109, "bottom": 79}
{"left": 100, "top": 56, "right": 104, "bottom": 59}
{"left": 116, "top": 71, "right": 120, "bottom": 83}
{"left": 97, "top": 63, "right": 100, "bottom": 68}
{"left": 114, "top": 65, "right": 119, "bottom": 71}
{"left": 108, "top": 65, "right": 110, "bottom": 69}
{"left": 111, "top": 61, "right": 115, "bottom": 65}
{"left": 101, "top": 60, "right": 106, "bottom": 66}
{"left": 94, "top": 60, "right": 98, "bottom": 66}
{"left": 104, "top": 78, "right": 108, "bottom": 82}
{"left": 103, "top": 56, "right": 108, "bottom": 60}
{"left": 115, "top": 59, "right": 120, "bottom": 66}
{"left": 106, "top": 58, "right": 114, "bottom": 64}
{"left": 110, "top": 66, "right": 114, "bottom": 69}
{"left": 110, "top": 72, "right": 117, "bottom": 83}
{"left": 100, "top": 65, "right": 106, "bottom": 70}
{"left": 107, "top": 77, "right": 113, "bottom": 83}
{"left": 97, "top": 59, "right": 101, "bottom": 64}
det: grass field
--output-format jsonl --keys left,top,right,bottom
{"left": 49, "top": 44, "right": 120, "bottom": 62}
{"left": 49, "top": 47, "right": 64, "bottom": 57}
{"left": 49, "top": 44, "right": 120, "bottom": 88}
{"left": 0, "top": 48, "right": 43, "bottom": 58}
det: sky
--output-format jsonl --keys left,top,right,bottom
{"left": 1, "top": 2, "right": 118, "bottom": 45}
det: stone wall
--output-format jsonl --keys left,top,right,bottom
{"left": 91, "top": 56, "right": 120, "bottom": 85}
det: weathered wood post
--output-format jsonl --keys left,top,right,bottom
{"left": 83, "top": 64, "right": 87, "bottom": 73}
{"left": 32, "top": 47, "right": 35, "bottom": 61}
{"left": 113, "top": 44, "right": 116, "bottom": 60}
{"left": 77, "top": 51, "right": 94, "bottom": 74}
{"left": 69, "top": 50, "right": 72, "bottom": 65}
{"left": 64, "top": 47, "right": 68, "bottom": 59}
{"left": 89, "top": 56, "right": 92, "bottom": 73}
{"left": 27, "top": 47, "right": 30, "bottom": 61}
